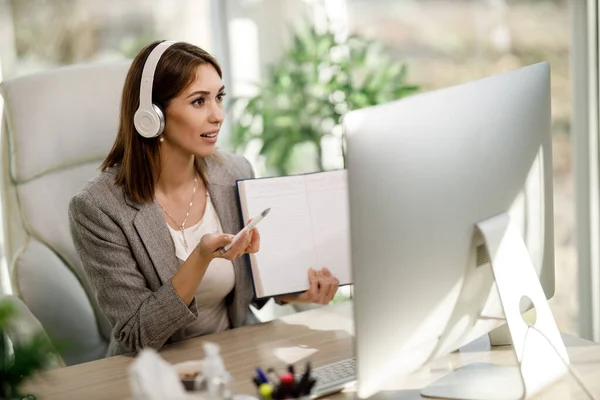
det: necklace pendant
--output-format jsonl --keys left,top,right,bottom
{"left": 180, "top": 227, "right": 188, "bottom": 251}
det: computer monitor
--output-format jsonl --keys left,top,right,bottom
{"left": 343, "top": 62, "right": 568, "bottom": 399}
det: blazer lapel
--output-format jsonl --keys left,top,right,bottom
{"left": 204, "top": 157, "right": 246, "bottom": 276}
{"left": 127, "top": 196, "right": 179, "bottom": 285}
{"left": 205, "top": 157, "right": 243, "bottom": 236}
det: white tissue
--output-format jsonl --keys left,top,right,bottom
{"left": 129, "top": 348, "right": 187, "bottom": 400}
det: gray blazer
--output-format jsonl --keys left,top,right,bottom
{"left": 69, "top": 152, "right": 263, "bottom": 356}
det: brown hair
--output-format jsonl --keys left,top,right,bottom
{"left": 101, "top": 40, "right": 223, "bottom": 204}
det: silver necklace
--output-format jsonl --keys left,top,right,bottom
{"left": 159, "top": 175, "right": 198, "bottom": 252}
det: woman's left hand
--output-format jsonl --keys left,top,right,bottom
{"left": 278, "top": 268, "right": 340, "bottom": 305}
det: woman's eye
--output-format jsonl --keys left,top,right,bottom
{"left": 192, "top": 97, "right": 205, "bottom": 106}
{"left": 217, "top": 93, "right": 227, "bottom": 102}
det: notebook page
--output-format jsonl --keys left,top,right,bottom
{"left": 305, "top": 170, "right": 352, "bottom": 285}
{"left": 240, "top": 176, "right": 317, "bottom": 297}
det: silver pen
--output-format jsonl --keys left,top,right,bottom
{"left": 219, "top": 207, "right": 271, "bottom": 254}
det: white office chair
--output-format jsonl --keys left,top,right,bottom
{"left": 0, "top": 61, "right": 131, "bottom": 365}
{"left": 0, "top": 294, "right": 65, "bottom": 368}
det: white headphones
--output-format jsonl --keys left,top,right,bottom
{"left": 134, "top": 40, "right": 176, "bottom": 138}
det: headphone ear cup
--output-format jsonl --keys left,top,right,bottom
{"left": 133, "top": 104, "right": 165, "bottom": 138}
{"left": 152, "top": 103, "right": 166, "bottom": 136}
{"left": 134, "top": 107, "right": 160, "bottom": 138}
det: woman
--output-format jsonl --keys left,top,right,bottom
{"left": 69, "top": 40, "right": 340, "bottom": 356}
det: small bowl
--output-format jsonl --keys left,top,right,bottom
{"left": 173, "top": 360, "right": 204, "bottom": 391}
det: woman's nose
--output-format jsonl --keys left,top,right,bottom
{"left": 209, "top": 101, "right": 224, "bottom": 124}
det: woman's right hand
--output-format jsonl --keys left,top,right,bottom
{"left": 197, "top": 231, "right": 252, "bottom": 261}
{"left": 172, "top": 232, "right": 252, "bottom": 308}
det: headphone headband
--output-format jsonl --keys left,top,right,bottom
{"left": 134, "top": 40, "right": 176, "bottom": 138}
{"left": 138, "top": 41, "right": 175, "bottom": 110}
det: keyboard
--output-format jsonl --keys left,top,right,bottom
{"left": 308, "top": 357, "right": 357, "bottom": 398}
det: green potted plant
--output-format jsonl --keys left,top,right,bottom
{"left": 231, "top": 19, "right": 419, "bottom": 175}
{"left": 0, "top": 298, "right": 60, "bottom": 400}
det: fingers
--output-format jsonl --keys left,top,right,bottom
{"left": 215, "top": 230, "right": 252, "bottom": 260}
{"left": 230, "top": 230, "right": 252, "bottom": 259}
{"left": 293, "top": 268, "right": 341, "bottom": 305}
{"left": 198, "top": 233, "right": 233, "bottom": 259}
{"left": 307, "top": 268, "right": 339, "bottom": 305}
{"left": 302, "top": 268, "right": 339, "bottom": 305}
{"left": 245, "top": 227, "right": 261, "bottom": 254}
{"left": 321, "top": 268, "right": 339, "bottom": 303}
{"left": 202, "top": 233, "right": 233, "bottom": 251}
{"left": 306, "top": 268, "right": 319, "bottom": 302}
{"left": 316, "top": 269, "right": 328, "bottom": 304}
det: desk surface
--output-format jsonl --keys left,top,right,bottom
{"left": 23, "top": 302, "right": 600, "bottom": 400}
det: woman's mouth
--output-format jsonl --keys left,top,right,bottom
{"left": 200, "top": 131, "right": 219, "bottom": 143}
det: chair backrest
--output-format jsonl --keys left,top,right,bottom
{"left": 0, "top": 61, "right": 131, "bottom": 365}
{"left": 0, "top": 294, "right": 65, "bottom": 369}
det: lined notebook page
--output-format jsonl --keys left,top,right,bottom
{"left": 240, "top": 175, "right": 317, "bottom": 297}
{"left": 305, "top": 170, "right": 352, "bottom": 286}
{"left": 238, "top": 170, "right": 351, "bottom": 298}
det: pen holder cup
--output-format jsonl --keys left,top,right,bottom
{"left": 254, "top": 363, "right": 315, "bottom": 400}
{"left": 173, "top": 361, "right": 205, "bottom": 392}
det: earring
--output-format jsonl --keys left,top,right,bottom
{"left": 159, "top": 136, "right": 164, "bottom": 143}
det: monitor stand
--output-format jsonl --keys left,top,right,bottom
{"left": 421, "top": 213, "right": 569, "bottom": 400}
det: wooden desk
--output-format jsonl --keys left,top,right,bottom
{"left": 22, "top": 302, "right": 600, "bottom": 399}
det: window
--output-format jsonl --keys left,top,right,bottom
{"left": 0, "top": 0, "right": 213, "bottom": 79}
{"left": 345, "top": 0, "right": 576, "bottom": 334}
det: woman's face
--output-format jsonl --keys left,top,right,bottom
{"left": 162, "top": 64, "right": 225, "bottom": 158}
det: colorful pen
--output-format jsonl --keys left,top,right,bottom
{"left": 297, "top": 362, "right": 312, "bottom": 396}
{"left": 279, "top": 373, "right": 294, "bottom": 398}
{"left": 256, "top": 367, "right": 269, "bottom": 384}
{"left": 258, "top": 383, "right": 274, "bottom": 400}
{"left": 280, "top": 373, "right": 294, "bottom": 385}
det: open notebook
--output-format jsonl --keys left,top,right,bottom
{"left": 236, "top": 170, "right": 352, "bottom": 299}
